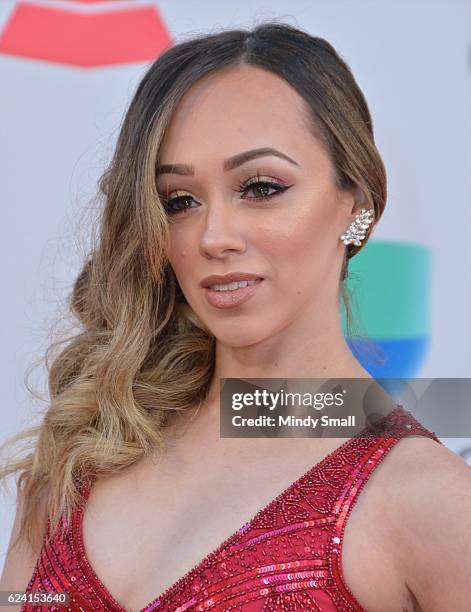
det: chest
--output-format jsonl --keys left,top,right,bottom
{"left": 80, "top": 444, "right": 414, "bottom": 611}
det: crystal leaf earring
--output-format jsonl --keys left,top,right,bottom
{"left": 340, "top": 208, "right": 374, "bottom": 246}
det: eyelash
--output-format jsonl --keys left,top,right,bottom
{"left": 160, "top": 175, "right": 290, "bottom": 216}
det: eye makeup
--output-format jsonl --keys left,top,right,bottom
{"left": 159, "top": 172, "right": 293, "bottom": 216}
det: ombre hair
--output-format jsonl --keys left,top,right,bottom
{"left": 0, "top": 20, "right": 386, "bottom": 553}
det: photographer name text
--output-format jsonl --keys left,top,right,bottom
{"left": 232, "top": 414, "right": 356, "bottom": 428}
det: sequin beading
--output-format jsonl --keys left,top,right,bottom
{"left": 22, "top": 406, "right": 443, "bottom": 611}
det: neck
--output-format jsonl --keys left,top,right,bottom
{"left": 205, "top": 307, "right": 372, "bottom": 411}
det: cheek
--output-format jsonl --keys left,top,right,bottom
{"left": 167, "top": 227, "right": 193, "bottom": 279}
{"left": 254, "top": 198, "right": 338, "bottom": 273}
{"left": 251, "top": 200, "right": 340, "bottom": 310}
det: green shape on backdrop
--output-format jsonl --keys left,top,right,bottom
{"left": 341, "top": 241, "right": 431, "bottom": 340}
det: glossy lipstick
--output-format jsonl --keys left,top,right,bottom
{"left": 201, "top": 273, "right": 264, "bottom": 309}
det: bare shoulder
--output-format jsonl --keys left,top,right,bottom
{"left": 384, "top": 435, "right": 471, "bottom": 612}
{"left": 0, "top": 488, "right": 48, "bottom": 611}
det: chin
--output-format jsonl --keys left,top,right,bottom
{"left": 210, "top": 324, "right": 270, "bottom": 349}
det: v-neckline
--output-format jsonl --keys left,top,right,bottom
{"left": 72, "top": 405, "right": 403, "bottom": 611}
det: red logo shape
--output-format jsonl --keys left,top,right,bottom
{"left": 0, "top": 2, "right": 172, "bottom": 67}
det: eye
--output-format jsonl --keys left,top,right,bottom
{"left": 159, "top": 191, "right": 199, "bottom": 216}
{"left": 236, "top": 176, "right": 289, "bottom": 202}
{"left": 159, "top": 175, "right": 291, "bottom": 216}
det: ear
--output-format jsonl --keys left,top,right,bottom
{"left": 351, "top": 184, "right": 367, "bottom": 212}
{"left": 340, "top": 185, "right": 368, "bottom": 219}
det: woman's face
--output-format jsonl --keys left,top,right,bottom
{"left": 156, "top": 64, "right": 359, "bottom": 347}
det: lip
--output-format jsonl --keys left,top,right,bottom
{"left": 200, "top": 272, "right": 264, "bottom": 288}
{"left": 203, "top": 277, "right": 264, "bottom": 309}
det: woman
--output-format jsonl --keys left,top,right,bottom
{"left": 1, "top": 21, "right": 470, "bottom": 612}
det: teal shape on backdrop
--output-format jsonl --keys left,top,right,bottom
{"left": 341, "top": 241, "right": 431, "bottom": 378}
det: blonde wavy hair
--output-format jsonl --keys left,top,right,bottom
{"left": 0, "top": 20, "right": 387, "bottom": 554}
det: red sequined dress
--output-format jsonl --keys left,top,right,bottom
{"left": 22, "top": 405, "right": 442, "bottom": 611}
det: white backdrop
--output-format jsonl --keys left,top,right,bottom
{"left": 1, "top": 0, "right": 470, "bottom": 569}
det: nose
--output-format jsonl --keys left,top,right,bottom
{"left": 199, "top": 203, "right": 246, "bottom": 260}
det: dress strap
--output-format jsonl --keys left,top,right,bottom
{"left": 329, "top": 406, "right": 443, "bottom": 607}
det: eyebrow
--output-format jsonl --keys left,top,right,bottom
{"left": 155, "top": 147, "right": 299, "bottom": 176}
